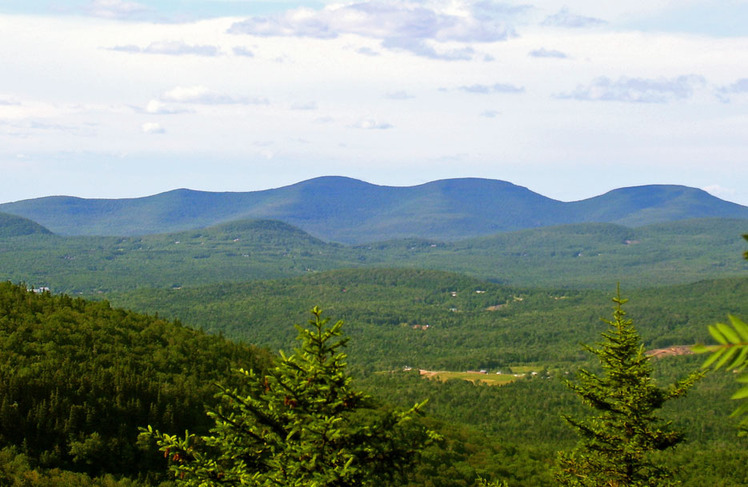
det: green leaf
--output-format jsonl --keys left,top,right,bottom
{"left": 731, "top": 386, "right": 748, "bottom": 400}
{"left": 692, "top": 343, "right": 719, "bottom": 354}
{"left": 702, "top": 348, "right": 727, "bottom": 369}
{"left": 729, "top": 345, "right": 748, "bottom": 370}
{"left": 730, "top": 315, "right": 748, "bottom": 342}
{"left": 713, "top": 346, "right": 740, "bottom": 371}
{"left": 709, "top": 324, "right": 728, "bottom": 345}
{"left": 735, "top": 373, "right": 748, "bottom": 384}
{"left": 717, "top": 322, "right": 742, "bottom": 344}
{"left": 730, "top": 401, "right": 748, "bottom": 418}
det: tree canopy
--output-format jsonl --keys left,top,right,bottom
{"left": 143, "top": 306, "right": 436, "bottom": 486}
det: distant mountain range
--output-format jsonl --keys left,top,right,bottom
{"left": 1, "top": 177, "right": 747, "bottom": 244}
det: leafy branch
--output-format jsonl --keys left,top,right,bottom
{"left": 693, "top": 235, "right": 748, "bottom": 433}
{"left": 693, "top": 315, "right": 748, "bottom": 371}
{"left": 694, "top": 315, "right": 748, "bottom": 433}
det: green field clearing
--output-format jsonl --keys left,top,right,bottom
{"left": 418, "top": 368, "right": 544, "bottom": 385}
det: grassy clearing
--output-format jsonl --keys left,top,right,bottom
{"left": 419, "top": 369, "right": 537, "bottom": 386}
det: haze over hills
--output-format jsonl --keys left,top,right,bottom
{"left": 1, "top": 177, "right": 747, "bottom": 244}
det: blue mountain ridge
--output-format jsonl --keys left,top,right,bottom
{"left": 1, "top": 176, "right": 746, "bottom": 244}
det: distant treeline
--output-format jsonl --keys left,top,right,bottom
{"left": 0, "top": 218, "right": 746, "bottom": 293}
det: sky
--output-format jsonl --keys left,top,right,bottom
{"left": 1, "top": 0, "right": 747, "bottom": 205}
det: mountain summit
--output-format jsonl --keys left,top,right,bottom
{"left": 1, "top": 177, "right": 746, "bottom": 244}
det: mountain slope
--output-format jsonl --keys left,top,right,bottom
{"left": 1, "top": 177, "right": 746, "bottom": 243}
{"left": 0, "top": 212, "right": 52, "bottom": 237}
{"left": 0, "top": 281, "right": 269, "bottom": 477}
{"left": 567, "top": 185, "right": 748, "bottom": 226}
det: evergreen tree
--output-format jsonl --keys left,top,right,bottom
{"left": 556, "top": 290, "right": 702, "bottom": 487}
{"left": 142, "top": 306, "right": 435, "bottom": 486}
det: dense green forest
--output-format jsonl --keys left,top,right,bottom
{"left": 0, "top": 218, "right": 746, "bottom": 485}
{"left": 3, "top": 281, "right": 746, "bottom": 486}
{"left": 0, "top": 282, "right": 271, "bottom": 484}
{"left": 0, "top": 218, "right": 745, "bottom": 293}
{"left": 108, "top": 268, "right": 748, "bottom": 371}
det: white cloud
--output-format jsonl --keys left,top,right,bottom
{"left": 529, "top": 47, "right": 568, "bottom": 59}
{"left": 232, "top": 46, "right": 255, "bottom": 57}
{"left": 291, "top": 101, "right": 317, "bottom": 110}
{"left": 556, "top": 75, "right": 705, "bottom": 103}
{"left": 381, "top": 37, "right": 476, "bottom": 60}
{"left": 141, "top": 122, "right": 165, "bottom": 134}
{"left": 480, "top": 110, "right": 500, "bottom": 118}
{"left": 145, "top": 100, "right": 192, "bottom": 115}
{"left": 110, "top": 41, "right": 221, "bottom": 56}
{"left": 542, "top": 7, "right": 607, "bottom": 28}
{"left": 85, "top": 0, "right": 151, "bottom": 20}
{"left": 227, "top": 1, "right": 519, "bottom": 60}
{"left": 356, "top": 46, "right": 380, "bottom": 56}
{"left": 160, "top": 86, "right": 268, "bottom": 105}
{"left": 385, "top": 91, "right": 415, "bottom": 100}
{"left": 459, "top": 83, "right": 524, "bottom": 94}
{"left": 0, "top": 117, "right": 97, "bottom": 138}
{"left": 351, "top": 118, "right": 393, "bottom": 130}
{"left": 716, "top": 78, "right": 748, "bottom": 103}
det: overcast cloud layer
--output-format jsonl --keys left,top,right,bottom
{"left": 0, "top": 0, "right": 747, "bottom": 207}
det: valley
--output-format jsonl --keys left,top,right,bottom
{"left": 0, "top": 179, "right": 746, "bottom": 485}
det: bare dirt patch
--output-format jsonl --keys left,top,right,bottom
{"left": 645, "top": 345, "right": 693, "bottom": 358}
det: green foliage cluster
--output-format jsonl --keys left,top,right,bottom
{"left": 143, "top": 307, "right": 435, "bottom": 486}
{"left": 0, "top": 446, "right": 144, "bottom": 486}
{"left": 0, "top": 282, "right": 270, "bottom": 479}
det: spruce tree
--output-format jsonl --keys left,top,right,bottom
{"left": 142, "top": 306, "right": 435, "bottom": 486}
{"left": 556, "top": 290, "right": 702, "bottom": 487}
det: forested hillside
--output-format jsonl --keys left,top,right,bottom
{"left": 0, "top": 212, "right": 51, "bottom": 238}
{"left": 0, "top": 217, "right": 745, "bottom": 293}
{"left": 109, "top": 268, "right": 748, "bottom": 371}
{"left": 0, "top": 282, "right": 270, "bottom": 482}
